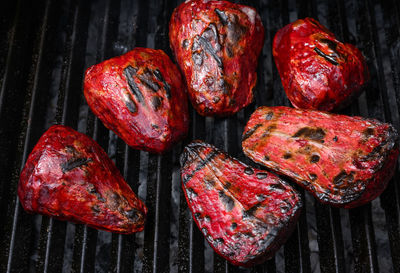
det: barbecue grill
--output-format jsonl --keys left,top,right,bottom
{"left": 1, "top": 0, "right": 399, "bottom": 272}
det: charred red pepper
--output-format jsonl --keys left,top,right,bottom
{"left": 18, "top": 125, "right": 147, "bottom": 234}
{"left": 273, "top": 18, "right": 369, "bottom": 111}
{"left": 242, "top": 106, "right": 399, "bottom": 208}
{"left": 169, "top": 0, "right": 264, "bottom": 116}
{"left": 84, "top": 48, "right": 189, "bottom": 153}
{"left": 180, "top": 141, "right": 302, "bottom": 266}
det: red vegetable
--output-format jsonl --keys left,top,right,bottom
{"left": 180, "top": 141, "right": 302, "bottom": 266}
{"left": 169, "top": 0, "right": 264, "bottom": 116}
{"left": 84, "top": 48, "right": 189, "bottom": 153}
{"left": 273, "top": 18, "right": 369, "bottom": 111}
{"left": 18, "top": 125, "right": 147, "bottom": 234}
{"left": 242, "top": 106, "right": 399, "bottom": 208}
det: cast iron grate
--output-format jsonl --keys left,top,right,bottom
{"left": 0, "top": 0, "right": 399, "bottom": 272}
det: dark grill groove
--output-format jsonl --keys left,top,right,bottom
{"left": 0, "top": 0, "right": 399, "bottom": 272}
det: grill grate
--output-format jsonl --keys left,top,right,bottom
{"left": 0, "top": 0, "right": 399, "bottom": 272}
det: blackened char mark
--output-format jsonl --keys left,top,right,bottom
{"left": 219, "top": 190, "right": 235, "bottom": 211}
{"left": 137, "top": 68, "right": 160, "bottom": 92}
{"left": 314, "top": 47, "right": 339, "bottom": 65}
{"left": 215, "top": 8, "right": 228, "bottom": 25}
{"left": 61, "top": 157, "right": 92, "bottom": 173}
{"left": 124, "top": 66, "right": 145, "bottom": 104}
{"left": 319, "top": 38, "right": 338, "bottom": 51}
{"left": 198, "top": 36, "right": 223, "bottom": 68}
{"left": 293, "top": 127, "right": 326, "bottom": 141}
{"left": 181, "top": 150, "right": 219, "bottom": 184}
{"left": 242, "top": 124, "right": 262, "bottom": 141}
{"left": 153, "top": 69, "right": 171, "bottom": 98}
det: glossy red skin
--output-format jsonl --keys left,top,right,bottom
{"left": 18, "top": 125, "right": 147, "bottom": 234}
{"left": 273, "top": 18, "right": 369, "bottom": 111}
{"left": 84, "top": 48, "right": 189, "bottom": 153}
{"left": 180, "top": 141, "right": 302, "bottom": 267}
{"left": 169, "top": 0, "right": 264, "bottom": 116}
{"left": 242, "top": 106, "right": 399, "bottom": 208}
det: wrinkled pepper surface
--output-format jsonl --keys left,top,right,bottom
{"left": 84, "top": 48, "right": 189, "bottom": 153}
{"left": 273, "top": 18, "right": 369, "bottom": 111}
{"left": 242, "top": 106, "right": 399, "bottom": 208}
{"left": 180, "top": 140, "right": 302, "bottom": 266}
{"left": 19, "top": 125, "right": 147, "bottom": 234}
{"left": 170, "top": 0, "right": 264, "bottom": 116}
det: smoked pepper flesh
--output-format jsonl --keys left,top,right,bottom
{"left": 18, "top": 125, "right": 147, "bottom": 234}
{"left": 84, "top": 48, "right": 189, "bottom": 153}
{"left": 242, "top": 106, "right": 399, "bottom": 208}
{"left": 170, "top": 0, "right": 264, "bottom": 116}
{"left": 180, "top": 140, "right": 302, "bottom": 266}
{"left": 273, "top": 18, "right": 369, "bottom": 111}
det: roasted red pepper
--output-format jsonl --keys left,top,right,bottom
{"left": 273, "top": 18, "right": 369, "bottom": 111}
{"left": 242, "top": 106, "right": 399, "bottom": 208}
{"left": 84, "top": 48, "right": 189, "bottom": 153}
{"left": 180, "top": 141, "right": 302, "bottom": 266}
{"left": 169, "top": 0, "right": 264, "bottom": 116}
{"left": 18, "top": 125, "right": 147, "bottom": 234}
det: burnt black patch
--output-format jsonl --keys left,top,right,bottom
{"left": 256, "top": 194, "right": 266, "bottom": 201}
{"left": 333, "top": 136, "right": 338, "bottom": 142}
{"left": 264, "top": 155, "right": 270, "bottom": 161}
{"left": 256, "top": 173, "right": 268, "bottom": 179}
{"left": 310, "top": 154, "right": 320, "bottom": 163}
{"left": 314, "top": 47, "right": 339, "bottom": 65}
{"left": 293, "top": 127, "right": 326, "bottom": 141}
{"left": 61, "top": 157, "right": 92, "bottom": 173}
{"left": 125, "top": 99, "right": 137, "bottom": 113}
{"left": 283, "top": 152, "right": 292, "bottom": 159}
{"left": 91, "top": 205, "right": 100, "bottom": 214}
{"left": 182, "top": 39, "right": 189, "bottom": 49}
{"left": 151, "top": 96, "right": 162, "bottom": 110}
{"left": 125, "top": 208, "right": 142, "bottom": 222}
{"left": 223, "top": 182, "right": 232, "bottom": 190}
{"left": 333, "top": 171, "right": 355, "bottom": 187}
{"left": 186, "top": 188, "right": 197, "bottom": 201}
{"left": 219, "top": 190, "right": 235, "bottom": 211}
{"left": 231, "top": 222, "right": 237, "bottom": 230}
{"left": 244, "top": 167, "right": 254, "bottom": 175}
{"left": 204, "top": 178, "right": 215, "bottom": 190}
{"left": 181, "top": 150, "right": 218, "bottom": 184}
{"left": 265, "top": 112, "right": 274, "bottom": 120}
{"left": 194, "top": 212, "right": 201, "bottom": 220}
{"left": 215, "top": 8, "right": 228, "bottom": 25}
{"left": 124, "top": 66, "right": 145, "bottom": 104}
{"left": 196, "top": 24, "right": 223, "bottom": 68}
{"left": 242, "top": 124, "right": 262, "bottom": 141}
{"left": 137, "top": 68, "right": 160, "bottom": 92}
{"left": 363, "top": 128, "right": 374, "bottom": 139}
{"left": 319, "top": 38, "right": 338, "bottom": 51}
{"left": 153, "top": 69, "right": 171, "bottom": 98}
{"left": 269, "top": 183, "right": 286, "bottom": 191}
{"left": 309, "top": 173, "right": 317, "bottom": 181}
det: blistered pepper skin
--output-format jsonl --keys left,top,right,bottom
{"left": 242, "top": 107, "right": 399, "bottom": 208}
{"left": 84, "top": 48, "right": 189, "bottom": 153}
{"left": 18, "top": 125, "right": 147, "bottom": 234}
{"left": 169, "top": 0, "right": 264, "bottom": 116}
{"left": 273, "top": 18, "right": 369, "bottom": 111}
{"left": 180, "top": 141, "right": 302, "bottom": 267}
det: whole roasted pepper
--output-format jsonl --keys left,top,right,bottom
{"left": 84, "top": 48, "right": 189, "bottom": 153}
{"left": 242, "top": 106, "right": 399, "bottom": 208}
{"left": 180, "top": 141, "right": 302, "bottom": 266}
{"left": 18, "top": 125, "right": 147, "bottom": 234}
{"left": 273, "top": 18, "right": 369, "bottom": 111}
{"left": 169, "top": 0, "right": 264, "bottom": 116}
